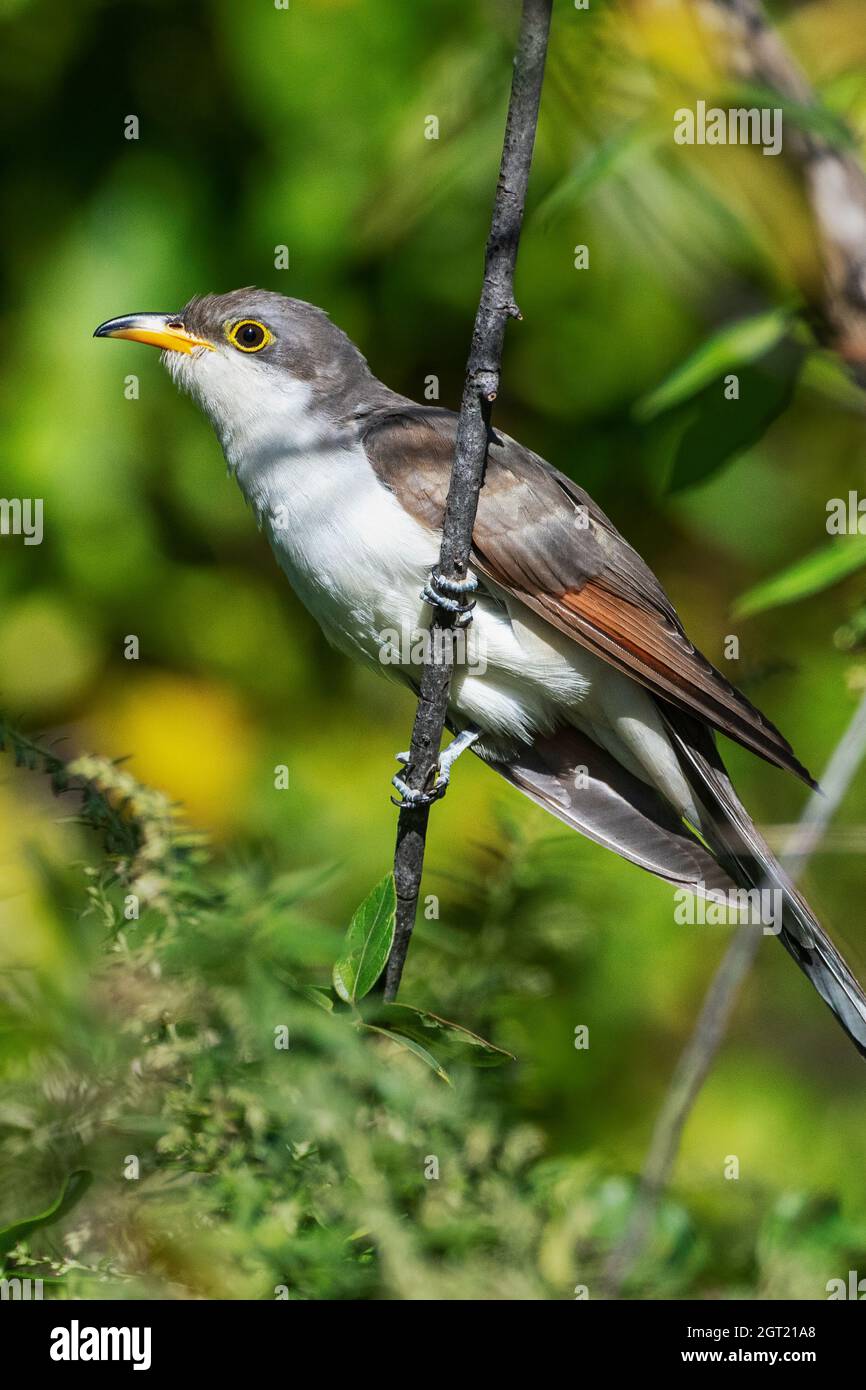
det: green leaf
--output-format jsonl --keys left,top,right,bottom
{"left": 277, "top": 970, "right": 337, "bottom": 1011}
{"left": 363, "top": 1025, "right": 451, "bottom": 1084}
{"left": 664, "top": 338, "right": 805, "bottom": 493}
{"left": 375, "top": 1003, "right": 515, "bottom": 1067}
{"left": 301, "top": 984, "right": 335, "bottom": 1013}
{"left": 0, "top": 1170, "right": 92, "bottom": 1264}
{"left": 734, "top": 536, "right": 866, "bottom": 618}
{"left": 332, "top": 872, "right": 396, "bottom": 1004}
{"left": 801, "top": 351, "right": 866, "bottom": 416}
{"left": 634, "top": 308, "right": 793, "bottom": 422}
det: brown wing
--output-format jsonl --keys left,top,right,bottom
{"left": 360, "top": 399, "right": 815, "bottom": 787}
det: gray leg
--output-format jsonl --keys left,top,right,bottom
{"left": 391, "top": 728, "right": 480, "bottom": 807}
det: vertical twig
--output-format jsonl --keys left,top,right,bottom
{"left": 604, "top": 689, "right": 866, "bottom": 1296}
{"left": 382, "top": 0, "right": 554, "bottom": 1001}
{"left": 694, "top": 0, "right": 866, "bottom": 381}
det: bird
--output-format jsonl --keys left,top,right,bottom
{"left": 95, "top": 287, "right": 866, "bottom": 1059}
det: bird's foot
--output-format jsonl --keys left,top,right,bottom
{"left": 390, "top": 770, "right": 447, "bottom": 809}
{"left": 390, "top": 729, "right": 480, "bottom": 808}
{"left": 421, "top": 569, "right": 478, "bottom": 627}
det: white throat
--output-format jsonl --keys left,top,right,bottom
{"left": 166, "top": 343, "right": 441, "bottom": 666}
{"left": 166, "top": 346, "right": 338, "bottom": 482}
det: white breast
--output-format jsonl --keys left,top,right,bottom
{"left": 256, "top": 439, "right": 442, "bottom": 668}
{"left": 246, "top": 432, "right": 606, "bottom": 753}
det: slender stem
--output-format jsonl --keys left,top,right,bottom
{"left": 695, "top": 0, "right": 866, "bottom": 379}
{"left": 603, "top": 688, "right": 866, "bottom": 1296}
{"left": 383, "top": 0, "right": 554, "bottom": 1001}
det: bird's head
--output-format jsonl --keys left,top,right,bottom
{"left": 94, "top": 288, "right": 374, "bottom": 465}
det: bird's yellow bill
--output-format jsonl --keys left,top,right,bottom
{"left": 93, "top": 313, "right": 214, "bottom": 355}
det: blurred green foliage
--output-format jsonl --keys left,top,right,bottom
{"left": 3, "top": 0, "right": 866, "bottom": 1299}
{"left": 3, "top": 735, "right": 866, "bottom": 1300}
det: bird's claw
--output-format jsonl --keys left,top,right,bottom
{"left": 420, "top": 569, "right": 478, "bottom": 627}
{"left": 390, "top": 765, "right": 448, "bottom": 809}
{"left": 390, "top": 728, "right": 480, "bottom": 809}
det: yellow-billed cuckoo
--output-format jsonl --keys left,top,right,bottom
{"left": 95, "top": 288, "right": 866, "bottom": 1058}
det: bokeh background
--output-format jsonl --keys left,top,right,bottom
{"left": 3, "top": 0, "right": 866, "bottom": 1299}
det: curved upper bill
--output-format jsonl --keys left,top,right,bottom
{"left": 93, "top": 313, "right": 214, "bottom": 355}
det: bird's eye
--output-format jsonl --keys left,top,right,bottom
{"left": 228, "top": 319, "right": 271, "bottom": 352}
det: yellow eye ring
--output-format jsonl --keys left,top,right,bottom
{"left": 228, "top": 319, "right": 272, "bottom": 353}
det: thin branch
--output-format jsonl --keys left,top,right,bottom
{"left": 695, "top": 0, "right": 866, "bottom": 382}
{"left": 382, "top": 0, "right": 554, "bottom": 1001}
{"left": 603, "top": 687, "right": 866, "bottom": 1297}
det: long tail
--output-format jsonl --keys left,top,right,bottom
{"left": 664, "top": 709, "right": 866, "bottom": 1061}
{"left": 478, "top": 712, "right": 866, "bottom": 1060}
